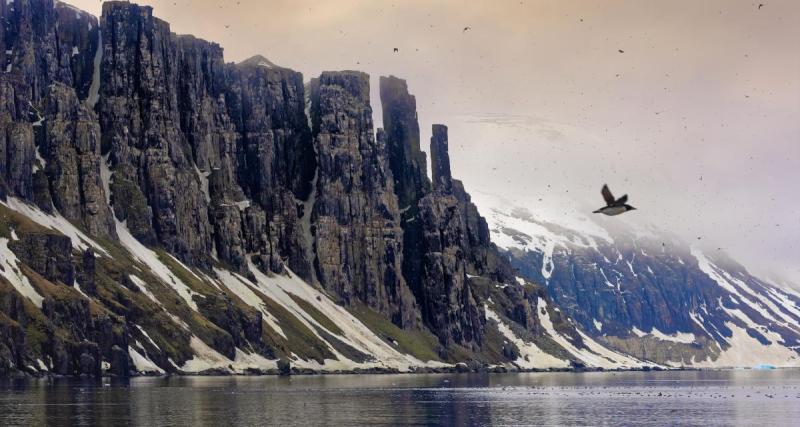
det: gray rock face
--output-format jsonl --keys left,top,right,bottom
{"left": 309, "top": 71, "right": 418, "bottom": 328}
{"left": 99, "top": 2, "right": 212, "bottom": 267}
{"left": 222, "top": 55, "right": 315, "bottom": 276}
{"left": 41, "top": 83, "right": 115, "bottom": 237}
{"left": 415, "top": 125, "right": 487, "bottom": 350}
{"left": 97, "top": 3, "right": 315, "bottom": 273}
{"left": 379, "top": 76, "right": 430, "bottom": 209}
{"left": 387, "top": 117, "right": 520, "bottom": 351}
{"left": 417, "top": 189, "right": 485, "bottom": 349}
{"left": 9, "top": 233, "right": 75, "bottom": 286}
{"left": 430, "top": 124, "right": 452, "bottom": 190}
{"left": 1, "top": 0, "right": 595, "bottom": 376}
{"left": 0, "top": 1, "right": 111, "bottom": 233}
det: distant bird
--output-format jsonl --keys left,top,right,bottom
{"left": 593, "top": 184, "right": 636, "bottom": 215}
{"left": 393, "top": 47, "right": 399, "bottom": 52}
{"left": 758, "top": 3, "right": 764, "bottom": 9}
{"left": 463, "top": 26, "right": 471, "bottom": 32}
{"left": 618, "top": 49, "right": 625, "bottom": 53}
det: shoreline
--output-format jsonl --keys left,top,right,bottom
{"left": 14, "top": 364, "right": 796, "bottom": 380}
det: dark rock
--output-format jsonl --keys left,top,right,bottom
{"left": 109, "top": 345, "right": 129, "bottom": 377}
{"left": 9, "top": 233, "right": 75, "bottom": 286}
{"left": 430, "top": 124, "right": 452, "bottom": 190}
{"left": 277, "top": 358, "right": 291, "bottom": 376}
{"left": 79, "top": 249, "right": 96, "bottom": 295}
{"left": 99, "top": 1, "right": 212, "bottom": 267}
{"left": 379, "top": 76, "right": 430, "bottom": 209}
{"left": 308, "top": 71, "right": 418, "bottom": 328}
{"left": 40, "top": 83, "right": 116, "bottom": 237}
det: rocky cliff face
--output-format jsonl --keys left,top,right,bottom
{"left": 4, "top": 0, "right": 792, "bottom": 378}
{"left": 99, "top": 2, "right": 213, "bottom": 265}
{"left": 308, "top": 72, "right": 418, "bottom": 328}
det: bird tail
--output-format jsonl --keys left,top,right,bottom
{"left": 592, "top": 209, "right": 602, "bottom": 214}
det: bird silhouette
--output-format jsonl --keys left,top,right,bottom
{"left": 593, "top": 184, "right": 636, "bottom": 215}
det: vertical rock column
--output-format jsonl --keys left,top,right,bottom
{"left": 309, "top": 71, "right": 418, "bottom": 328}
{"left": 223, "top": 55, "right": 316, "bottom": 277}
{"left": 98, "top": 2, "right": 211, "bottom": 266}
{"left": 430, "top": 124, "right": 452, "bottom": 190}
{"left": 379, "top": 76, "right": 430, "bottom": 209}
{"left": 416, "top": 124, "right": 485, "bottom": 351}
{"left": 41, "top": 83, "right": 116, "bottom": 238}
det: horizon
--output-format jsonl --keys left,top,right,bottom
{"left": 65, "top": 0, "right": 800, "bottom": 286}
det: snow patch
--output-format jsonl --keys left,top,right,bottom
{"left": 537, "top": 298, "right": 642, "bottom": 369}
{"left": 485, "top": 308, "right": 569, "bottom": 369}
{"left": 240, "top": 260, "right": 446, "bottom": 371}
{"left": 129, "top": 346, "right": 164, "bottom": 374}
{"left": 0, "top": 238, "right": 44, "bottom": 307}
{"left": 86, "top": 29, "right": 102, "bottom": 109}
{"left": 649, "top": 328, "right": 696, "bottom": 344}
{"left": 128, "top": 275, "right": 160, "bottom": 306}
{"left": 694, "top": 322, "right": 799, "bottom": 368}
{"left": 1, "top": 198, "right": 109, "bottom": 256}
{"left": 114, "top": 219, "right": 200, "bottom": 310}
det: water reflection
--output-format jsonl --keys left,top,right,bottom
{"left": 1, "top": 370, "right": 799, "bottom": 426}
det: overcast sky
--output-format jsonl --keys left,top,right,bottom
{"left": 68, "top": 0, "right": 800, "bottom": 285}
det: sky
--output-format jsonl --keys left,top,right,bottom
{"left": 67, "top": 0, "right": 800, "bottom": 285}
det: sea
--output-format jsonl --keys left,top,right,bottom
{"left": 2, "top": 369, "right": 799, "bottom": 426}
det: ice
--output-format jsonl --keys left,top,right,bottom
{"left": 71, "top": 46, "right": 79, "bottom": 56}
{"left": 593, "top": 319, "right": 603, "bottom": 332}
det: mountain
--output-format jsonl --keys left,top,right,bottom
{"left": 472, "top": 191, "right": 800, "bottom": 368}
{"left": 1, "top": 0, "right": 657, "bottom": 377}
{"left": 2, "top": 1, "right": 794, "bottom": 378}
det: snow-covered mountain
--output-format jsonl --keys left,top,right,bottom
{"left": 473, "top": 191, "right": 800, "bottom": 368}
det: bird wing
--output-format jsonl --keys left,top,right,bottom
{"left": 616, "top": 194, "right": 628, "bottom": 204}
{"left": 601, "top": 184, "right": 615, "bottom": 205}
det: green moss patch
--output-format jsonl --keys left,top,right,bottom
{"left": 348, "top": 302, "right": 441, "bottom": 362}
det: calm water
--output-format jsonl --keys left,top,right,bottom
{"left": 1, "top": 370, "right": 799, "bottom": 426}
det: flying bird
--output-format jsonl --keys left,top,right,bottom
{"left": 758, "top": 3, "right": 764, "bottom": 9}
{"left": 463, "top": 26, "right": 471, "bottom": 32}
{"left": 393, "top": 47, "right": 399, "bottom": 52}
{"left": 593, "top": 184, "right": 636, "bottom": 216}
